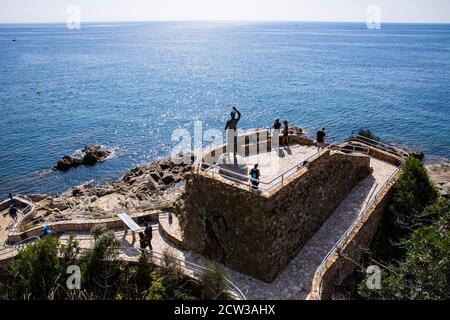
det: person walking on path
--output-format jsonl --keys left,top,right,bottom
{"left": 144, "top": 222, "right": 153, "bottom": 251}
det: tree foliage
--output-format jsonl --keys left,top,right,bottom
{"left": 3, "top": 235, "right": 80, "bottom": 300}
{"left": 356, "top": 129, "right": 380, "bottom": 142}
{"left": 390, "top": 157, "right": 438, "bottom": 228}
{"left": 358, "top": 165, "right": 449, "bottom": 301}
{"left": 0, "top": 225, "right": 228, "bottom": 300}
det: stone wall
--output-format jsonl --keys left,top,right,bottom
{"left": 8, "top": 211, "right": 159, "bottom": 243}
{"left": 183, "top": 151, "right": 372, "bottom": 282}
{"left": 348, "top": 141, "right": 404, "bottom": 166}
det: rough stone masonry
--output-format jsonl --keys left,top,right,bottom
{"left": 182, "top": 149, "right": 372, "bottom": 282}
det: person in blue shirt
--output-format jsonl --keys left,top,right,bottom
{"left": 41, "top": 225, "right": 53, "bottom": 237}
{"left": 8, "top": 193, "right": 16, "bottom": 208}
{"left": 250, "top": 164, "right": 260, "bottom": 190}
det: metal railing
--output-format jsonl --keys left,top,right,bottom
{"left": 0, "top": 236, "right": 41, "bottom": 258}
{"left": 0, "top": 235, "right": 246, "bottom": 300}
{"left": 70, "top": 245, "right": 247, "bottom": 300}
{"left": 6, "top": 202, "right": 34, "bottom": 232}
{"left": 198, "top": 143, "right": 370, "bottom": 193}
{"left": 330, "top": 143, "right": 370, "bottom": 156}
{"left": 348, "top": 134, "right": 410, "bottom": 158}
{"left": 148, "top": 250, "right": 246, "bottom": 300}
{"left": 313, "top": 161, "right": 403, "bottom": 300}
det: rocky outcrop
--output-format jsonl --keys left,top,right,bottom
{"left": 426, "top": 159, "right": 450, "bottom": 198}
{"left": 23, "top": 154, "right": 194, "bottom": 229}
{"left": 54, "top": 156, "right": 82, "bottom": 171}
{"left": 54, "top": 145, "right": 111, "bottom": 171}
{"left": 81, "top": 145, "right": 111, "bottom": 165}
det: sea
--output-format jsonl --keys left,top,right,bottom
{"left": 0, "top": 21, "right": 449, "bottom": 196}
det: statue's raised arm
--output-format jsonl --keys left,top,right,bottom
{"left": 233, "top": 106, "right": 241, "bottom": 122}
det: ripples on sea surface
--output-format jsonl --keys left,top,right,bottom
{"left": 0, "top": 22, "right": 449, "bottom": 195}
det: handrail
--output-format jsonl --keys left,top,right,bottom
{"left": 199, "top": 145, "right": 334, "bottom": 192}
{"left": 148, "top": 250, "right": 247, "bottom": 300}
{"left": 198, "top": 142, "right": 370, "bottom": 192}
{"left": 313, "top": 161, "right": 403, "bottom": 300}
{"left": 73, "top": 246, "right": 246, "bottom": 300}
{"left": 0, "top": 237, "right": 246, "bottom": 300}
{"left": 0, "top": 236, "right": 41, "bottom": 258}
{"left": 349, "top": 134, "right": 409, "bottom": 158}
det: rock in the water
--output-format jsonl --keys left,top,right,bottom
{"left": 82, "top": 144, "right": 111, "bottom": 165}
{"left": 159, "top": 159, "right": 173, "bottom": 170}
{"left": 72, "top": 187, "right": 84, "bottom": 197}
{"left": 54, "top": 156, "right": 82, "bottom": 171}
{"left": 82, "top": 152, "right": 99, "bottom": 165}
{"left": 426, "top": 159, "right": 450, "bottom": 198}
{"left": 54, "top": 145, "right": 111, "bottom": 171}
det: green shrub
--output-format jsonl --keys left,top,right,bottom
{"left": 200, "top": 263, "right": 229, "bottom": 300}
{"left": 80, "top": 225, "right": 121, "bottom": 298}
{"left": 359, "top": 224, "right": 450, "bottom": 300}
{"left": 8, "top": 236, "right": 78, "bottom": 300}
{"left": 146, "top": 271, "right": 166, "bottom": 300}
{"left": 356, "top": 129, "right": 380, "bottom": 142}
{"left": 359, "top": 197, "right": 450, "bottom": 300}
{"left": 391, "top": 157, "right": 438, "bottom": 228}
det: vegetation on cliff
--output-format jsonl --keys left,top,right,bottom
{"left": 0, "top": 226, "right": 229, "bottom": 300}
{"left": 357, "top": 157, "right": 449, "bottom": 300}
{"left": 356, "top": 129, "right": 381, "bottom": 142}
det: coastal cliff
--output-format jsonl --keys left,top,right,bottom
{"left": 20, "top": 156, "right": 193, "bottom": 230}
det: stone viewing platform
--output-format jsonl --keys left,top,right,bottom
{"left": 183, "top": 130, "right": 376, "bottom": 282}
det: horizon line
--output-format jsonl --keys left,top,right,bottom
{"left": 1, "top": 19, "right": 450, "bottom": 25}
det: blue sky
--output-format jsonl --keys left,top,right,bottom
{"left": 1, "top": 0, "right": 450, "bottom": 23}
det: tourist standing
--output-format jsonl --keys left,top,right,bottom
{"left": 316, "top": 127, "right": 326, "bottom": 152}
{"left": 273, "top": 119, "right": 281, "bottom": 130}
{"left": 139, "top": 232, "right": 148, "bottom": 250}
{"left": 8, "top": 193, "right": 16, "bottom": 208}
{"left": 144, "top": 222, "right": 153, "bottom": 251}
{"left": 250, "top": 164, "right": 260, "bottom": 190}
{"left": 9, "top": 205, "right": 17, "bottom": 221}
